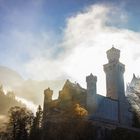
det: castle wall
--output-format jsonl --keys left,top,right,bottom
{"left": 93, "top": 95, "right": 119, "bottom": 122}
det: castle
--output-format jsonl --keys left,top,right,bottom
{"left": 43, "top": 47, "right": 133, "bottom": 126}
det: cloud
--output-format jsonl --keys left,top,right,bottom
{"left": 15, "top": 4, "right": 140, "bottom": 96}
{"left": 0, "top": 30, "right": 57, "bottom": 78}
{"left": 60, "top": 4, "right": 140, "bottom": 94}
{"left": 1, "top": 3, "right": 140, "bottom": 99}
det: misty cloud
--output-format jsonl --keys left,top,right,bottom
{"left": 21, "top": 4, "right": 140, "bottom": 96}
{"left": 61, "top": 4, "right": 140, "bottom": 94}
{"left": 1, "top": 3, "right": 140, "bottom": 104}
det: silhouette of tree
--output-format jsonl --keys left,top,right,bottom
{"left": 7, "top": 106, "right": 34, "bottom": 140}
{"left": 30, "top": 105, "right": 43, "bottom": 140}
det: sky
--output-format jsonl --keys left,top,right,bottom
{"left": 1, "top": 0, "right": 140, "bottom": 96}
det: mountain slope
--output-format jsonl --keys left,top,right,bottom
{"left": 0, "top": 66, "right": 65, "bottom": 105}
{"left": 0, "top": 66, "right": 24, "bottom": 87}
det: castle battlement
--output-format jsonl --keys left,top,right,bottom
{"left": 107, "top": 47, "right": 120, "bottom": 62}
{"left": 44, "top": 87, "right": 53, "bottom": 101}
{"left": 86, "top": 73, "right": 97, "bottom": 83}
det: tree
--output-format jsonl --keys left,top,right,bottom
{"left": 30, "top": 105, "right": 43, "bottom": 140}
{"left": 7, "top": 106, "right": 34, "bottom": 140}
{"left": 73, "top": 104, "right": 88, "bottom": 119}
{"left": 34, "top": 105, "right": 43, "bottom": 129}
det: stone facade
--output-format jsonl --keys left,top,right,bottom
{"left": 43, "top": 47, "right": 133, "bottom": 126}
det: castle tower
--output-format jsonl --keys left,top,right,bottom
{"left": 44, "top": 88, "right": 53, "bottom": 102}
{"left": 103, "top": 47, "right": 125, "bottom": 100}
{"left": 104, "top": 47, "right": 132, "bottom": 125}
{"left": 43, "top": 88, "right": 53, "bottom": 111}
{"left": 43, "top": 88, "right": 53, "bottom": 124}
{"left": 86, "top": 73, "right": 97, "bottom": 114}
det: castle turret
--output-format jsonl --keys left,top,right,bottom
{"left": 44, "top": 88, "right": 53, "bottom": 103}
{"left": 86, "top": 73, "right": 97, "bottom": 114}
{"left": 43, "top": 88, "right": 53, "bottom": 124}
{"left": 104, "top": 47, "right": 132, "bottom": 125}
{"left": 104, "top": 47, "right": 125, "bottom": 100}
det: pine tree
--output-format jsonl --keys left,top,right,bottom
{"left": 30, "top": 105, "right": 43, "bottom": 140}
{"left": 7, "top": 106, "right": 34, "bottom": 140}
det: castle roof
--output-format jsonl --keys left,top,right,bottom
{"left": 63, "top": 79, "right": 85, "bottom": 91}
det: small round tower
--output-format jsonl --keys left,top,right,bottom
{"left": 86, "top": 73, "right": 97, "bottom": 114}
{"left": 42, "top": 87, "right": 53, "bottom": 125}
